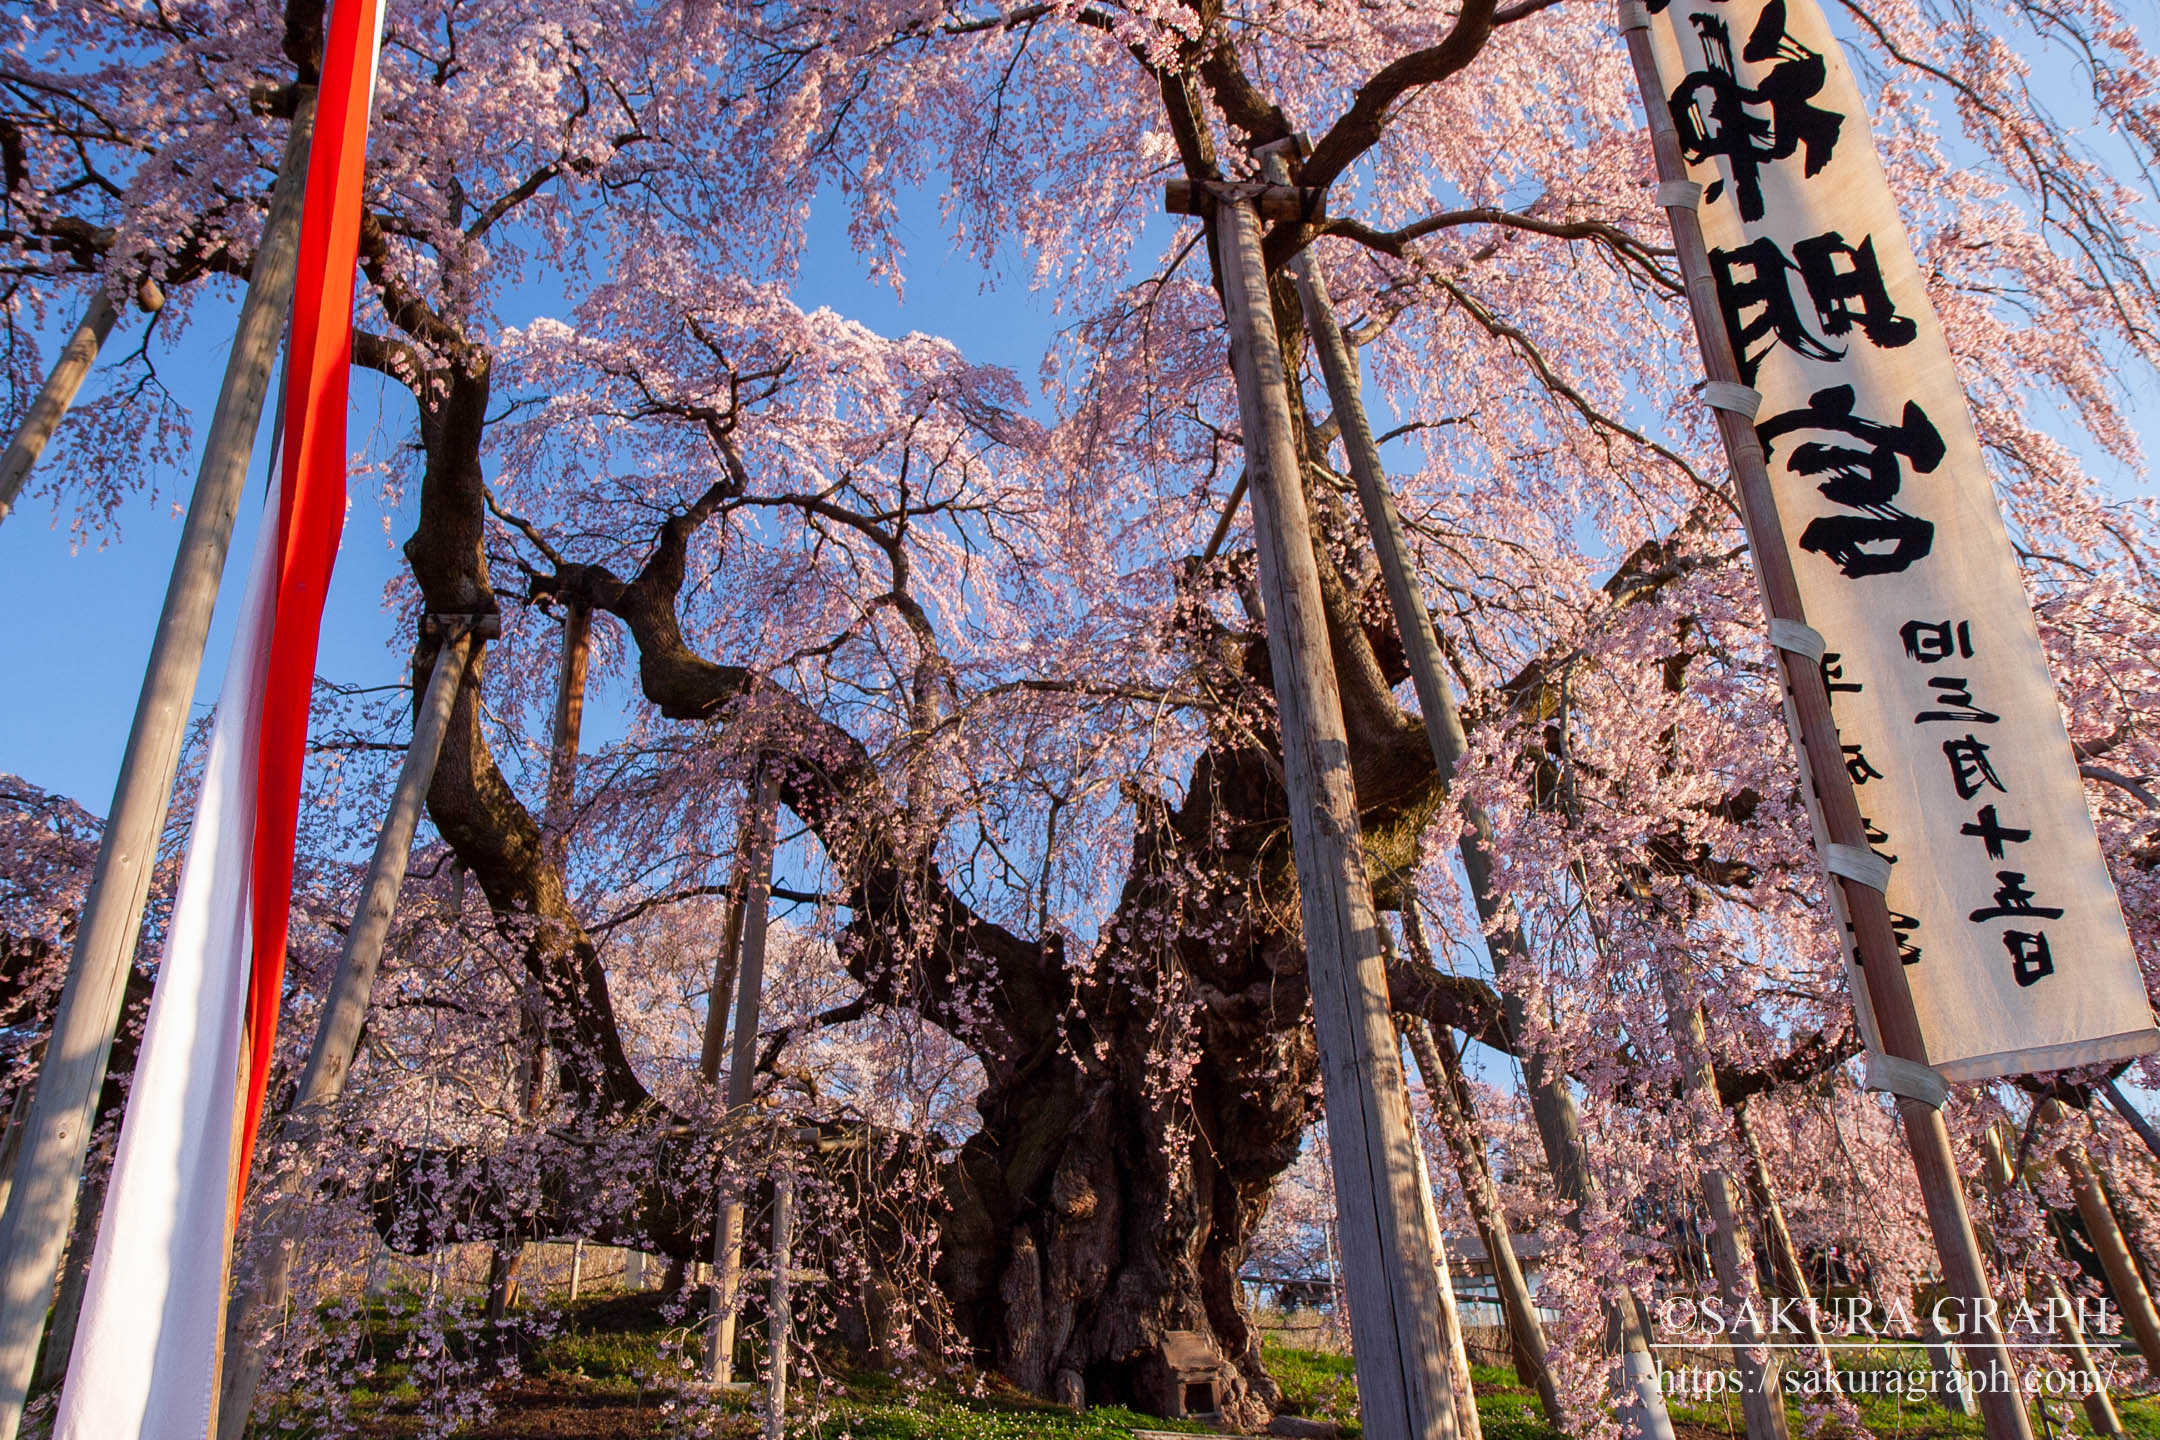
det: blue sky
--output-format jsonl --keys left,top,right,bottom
{"left": 0, "top": 182, "right": 1076, "bottom": 811}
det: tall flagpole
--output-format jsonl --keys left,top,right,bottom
{"left": 0, "top": 92, "right": 318, "bottom": 1440}
{"left": 1615, "top": 10, "right": 2030, "bottom": 1440}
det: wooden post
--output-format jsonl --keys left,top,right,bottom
{"left": 1614, "top": 21, "right": 2032, "bottom": 1440}
{"left": 2038, "top": 1100, "right": 2160, "bottom": 1371}
{"left": 1405, "top": 1018, "right": 1565, "bottom": 1423}
{"left": 708, "top": 767, "right": 781, "bottom": 1383}
{"left": 0, "top": 281, "right": 163, "bottom": 527}
{"left": 1400, "top": 1025, "right": 1484, "bottom": 1440}
{"left": 215, "top": 626, "right": 479, "bottom": 1440}
{"left": 541, "top": 601, "right": 591, "bottom": 866}
{"left": 1657, "top": 981, "right": 1789, "bottom": 1440}
{"left": 1733, "top": 1101, "right": 1840, "bottom": 1392}
{"left": 1267, "top": 134, "right": 1672, "bottom": 1437}
{"left": 763, "top": 1156, "right": 795, "bottom": 1440}
{"left": 0, "top": 89, "right": 319, "bottom": 1440}
{"left": 486, "top": 604, "right": 593, "bottom": 1321}
{"left": 1202, "top": 179, "right": 1459, "bottom": 1440}
{"left": 33, "top": 1164, "right": 102, "bottom": 1391}
{"left": 0, "top": 1060, "right": 42, "bottom": 1229}
{"left": 569, "top": 1238, "right": 585, "bottom": 1302}
{"left": 2104, "top": 1082, "right": 2160, "bottom": 1168}
{"left": 698, "top": 796, "right": 763, "bottom": 1086}
{"left": 1979, "top": 1122, "right": 2123, "bottom": 1439}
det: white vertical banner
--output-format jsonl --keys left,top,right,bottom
{"left": 53, "top": 479, "right": 279, "bottom": 1440}
{"left": 1638, "top": 0, "right": 2155, "bottom": 1079}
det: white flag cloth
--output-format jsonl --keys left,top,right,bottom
{"left": 1639, "top": 0, "right": 2156, "bottom": 1078}
{"left": 53, "top": 480, "right": 279, "bottom": 1440}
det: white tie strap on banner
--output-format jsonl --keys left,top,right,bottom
{"left": 1638, "top": 0, "right": 2156, "bottom": 1080}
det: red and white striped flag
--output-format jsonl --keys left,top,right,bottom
{"left": 55, "top": 0, "right": 386, "bottom": 1431}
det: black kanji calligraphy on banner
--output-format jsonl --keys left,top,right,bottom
{"left": 1643, "top": 0, "right": 2155, "bottom": 1081}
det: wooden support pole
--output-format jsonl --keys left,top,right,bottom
{"left": 708, "top": 766, "right": 781, "bottom": 1384}
{"left": 2039, "top": 1100, "right": 2160, "bottom": 1372}
{"left": 1400, "top": 1023, "right": 1485, "bottom": 1440}
{"left": 1271, "top": 128, "right": 1666, "bottom": 1430}
{"left": 0, "top": 281, "right": 162, "bottom": 527}
{"left": 1614, "top": 21, "right": 2032, "bottom": 1440}
{"left": 1657, "top": 983, "right": 1789, "bottom": 1440}
{"left": 1165, "top": 178, "right": 1326, "bottom": 223}
{"left": 1980, "top": 1123, "right": 2124, "bottom": 1439}
{"left": 215, "top": 625, "right": 479, "bottom": 1440}
{"left": 487, "top": 604, "right": 593, "bottom": 1321}
{"left": 763, "top": 1157, "right": 795, "bottom": 1440}
{"left": 1406, "top": 1018, "right": 1565, "bottom": 1424}
{"left": 1733, "top": 1101, "right": 1840, "bottom": 1392}
{"left": 0, "top": 90, "right": 319, "bottom": 1440}
{"left": 0, "top": 1059, "right": 41, "bottom": 1229}
{"left": 2104, "top": 1082, "right": 2160, "bottom": 1168}
{"left": 1206, "top": 182, "right": 1459, "bottom": 1440}
{"left": 541, "top": 601, "right": 592, "bottom": 867}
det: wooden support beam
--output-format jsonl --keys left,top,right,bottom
{"left": 1406, "top": 1017, "right": 1565, "bottom": 1424}
{"left": 1399, "top": 1022, "right": 1484, "bottom": 1440}
{"left": 2039, "top": 1100, "right": 2160, "bottom": 1372}
{"left": 1979, "top": 1122, "right": 2124, "bottom": 1440}
{"left": 215, "top": 625, "right": 479, "bottom": 1440}
{"left": 1657, "top": 982, "right": 1789, "bottom": 1440}
{"left": 1270, "top": 127, "right": 1668, "bottom": 1434}
{"left": 1614, "top": 22, "right": 2032, "bottom": 1440}
{"left": 763, "top": 1157, "right": 795, "bottom": 1440}
{"left": 1732, "top": 1101, "right": 1840, "bottom": 1393}
{"left": 707, "top": 766, "right": 781, "bottom": 1383}
{"left": 1207, "top": 182, "right": 1458, "bottom": 1440}
{"left": 1164, "top": 178, "right": 1326, "bottom": 223}
{"left": 0, "top": 90, "right": 321, "bottom": 1440}
{"left": 486, "top": 603, "right": 592, "bottom": 1321}
{"left": 0, "top": 280, "right": 162, "bottom": 527}
{"left": 541, "top": 601, "right": 592, "bottom": 866}
{"left": 2104, "top": 1082, "right": 2160, "bottom": 1167}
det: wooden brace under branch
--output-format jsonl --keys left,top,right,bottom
{"left": 1164, "top": 179, "right": 1327, "bottom": 223}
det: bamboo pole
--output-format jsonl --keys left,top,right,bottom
{"left": 1406, "top": 1017, "right": 1566, "bottom": 1424}
{"left": 1401, "top": 1024, "right": 1485, "bottom": 1440}
{"left": 707, "top": 767, "right": 781, "bottom": 1384}
{"left": 1204, "top": 180, "right": 1458, "bottom": 1440}
{"left": 1657, "top": 981, "right": 1789, "bottom": 1440}
{"left": 215, "top": 626, "right": 479, "bottom": 1440}
{"left": 0, "top": 282, "right": 164, "bottom": 527}
{"left": 1732, "top": 1101, "right": 1840, "bottom": 1392}
{"left": 1267, "top": 140, "right": 1673, "bottom": 1439}
{"left": 0, "top": 90, "right": 320, "bottom": 1440}
{"left": 1614, "top": 20, "right": 2031, "bottom": 1440}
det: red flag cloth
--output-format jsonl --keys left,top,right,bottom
{"left": 243, "top": 0, "right": 386, "bottom": 1186}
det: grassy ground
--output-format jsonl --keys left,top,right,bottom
{"left": 240, "top": 1290, "right": 2158, "bottom": 1440}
